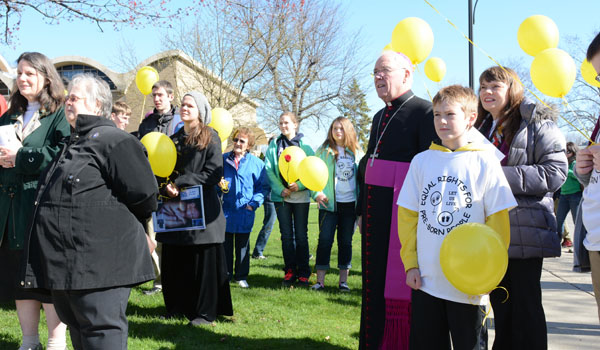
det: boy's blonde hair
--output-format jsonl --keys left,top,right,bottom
{"left": 112, "top": 101, "right": 131, "bottom": 116}
{"left": 432, "top": 85, "right": 478, "bottom": 115}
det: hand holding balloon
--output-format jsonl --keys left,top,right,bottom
{"left": 165, "top": 182, "right": 179, "bottom": 198}
{"left": 288, "top": 182, "right": 299, "bottom": 192}
{"left": 576, "top": 148, "right": 594, "bottom": 175}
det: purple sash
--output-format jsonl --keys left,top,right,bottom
{"left": 365, "top": 158, "right": 411, "bottom": 349}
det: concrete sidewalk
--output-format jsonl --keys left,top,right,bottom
{"left": 487, "top": 216, "right": 600, "bottom": 349}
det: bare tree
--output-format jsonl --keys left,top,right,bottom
{"left": 0, "top": 0, "right": 206, "bottom": 46}
{"left": 162, "top": 0, "right": 367, "bottom": 131}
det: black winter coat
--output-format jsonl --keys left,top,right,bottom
{"left": 137, "top": 106, "right": 180, "bottom": 138}
{"left": 21, "top": 115, "right": 158, "bottom": 290}
{"left": 156, "top": 127, "right": 226, "bottom": 245}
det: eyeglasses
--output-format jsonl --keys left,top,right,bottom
{"left": 232, "top": 138, "right": 246, "bottom": 144}
{"left": 66, "top": 94, "right": 85, "bottom": 103}
{"left": 372, "top": 67, "right": 405, "bottom": 78}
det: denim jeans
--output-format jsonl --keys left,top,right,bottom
{"left": 252, "top": 199, "right": 276, "bottom": 257}
{"left": 274, "top": 201, "right": 310, "bottom": 278}
{"left": 315, "top": 202, "right": 356, "bottom": 270}
{"left": 556, "top": 192, "right": 582, "bottom": 239}
{"left": 224, "top": 232, "right": 250, "bottom": 280}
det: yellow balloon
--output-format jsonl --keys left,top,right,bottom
{"left": 209, "top": 108, "right": 234, "bottom": 141}
{"left": 382, "top": 43, "right": 394, "bottom": 52}
{"left": 298, "top": 156, "right": 328, "bottom": 192}
{"left": 424, "top": 57, "right": 446, "bottom": 82}
{"left": 581, "top": 59, "right": 600, "bottom": 88}
{"left": 440, "top": 223, "right": 508, "bottom": 295}
{"left": 135, "top": 66, "right": 160, "bottom": 95}
{"left": 278, "top": 146, "right": 306, "bottom": 184}
{"left": 530, "top": 48, "right": 576, "bottom": 98}
{"left": 221, "top": 139, "right": 228, "bottom": 153}
{"left": 140, "top": 132, "right": 177, "bottom": 178}
{"left": 517, "top": 15, "right": 559, "bottom": 57}
{"left": 391, "top": 17, "right": 434, "bottom": 64}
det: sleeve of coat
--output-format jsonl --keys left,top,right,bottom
{"left": 398, "top": 206, "right": 419, "bottom": 272}
{"left": 502, "top": 121, "right": 568, "bottom": 196}
{"left": 105, "top": 136, "right": 158, "bottom": 221}
{"left": 16, "top": 107, "right": 71, "bottom": 176}
{"left": 249, "top": 160, "right": 266, "bottom": 209}
{"left": 173, "top": 131, "right": 223, "bottom": 188}
{"left": 265, "top": 140, "right": 286, "bottom": 198}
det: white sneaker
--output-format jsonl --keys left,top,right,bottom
{"left": 237, "top": 280, "right": 249, "bottom": 288}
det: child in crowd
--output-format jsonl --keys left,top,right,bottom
{"left": 396, "top": 85, "right": 516, "bottom": 349}
{"left": 110, "top": 101, "right": 131, "bottom": 130}
{"left": 264, "top": 111, "right": 314, "bottom": 286}
{"left": 311, "top": 117, "right": 361, "bottom": 292}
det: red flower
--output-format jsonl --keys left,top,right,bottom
{"left": 284, "top": 154, "right": 291, "bottom": 162}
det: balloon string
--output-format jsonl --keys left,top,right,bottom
{"left": 561, "top": 98, "right": 595, "bottom": 144}
{"left": 422, "top": 0, "right": 593, "bottom": 143}
{"left": 415, "top": 65, "right": 433, "bottom": 102}
{"left": 139, "top": 96, "right": 147, "bottom": 126}
{"left": 480, "top": 303, "right": 492, "bottom": 328}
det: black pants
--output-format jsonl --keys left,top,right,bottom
{"left": 52, "top": 287, "right": 131, "bottom": 350}
{"left": 410, "top": 289, "right": 484, "bottom": 350}
{"left": 490, "top": 258, "right": 547, "bottom": 350}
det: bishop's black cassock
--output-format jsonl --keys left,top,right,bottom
{"left": 358, "top": 90, "right": 436, "bottom": 350}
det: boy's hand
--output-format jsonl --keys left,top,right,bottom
{"left": 590, "top": 145, "right": 600, "bottom": 171}
{"left": 577, "top": 147, "right": 596, "bottom": 175}
{"left": 406, "top": 268, "right": 422, "bottom": 290}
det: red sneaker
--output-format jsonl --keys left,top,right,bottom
{"left": 297, "top": 276, "right": 310, "bottom": 286}
{"left": 562, "top": 238, "right": 573, "bottom": 248}
{"left": 282, "top": 269, "right": 296, "bottom": 286}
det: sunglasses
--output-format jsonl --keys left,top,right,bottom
{"left": 232, "top": 138, "right": 246, "bottom": 144}
{"left": 596, "top": 73, "right": 600, "bottom": 84}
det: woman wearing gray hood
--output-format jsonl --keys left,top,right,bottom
{"left": 156, "top": 91, "right": 233, "bottom": 326}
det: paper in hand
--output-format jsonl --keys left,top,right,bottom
{"left": 0, "top": 124, "right": 22, "bottom": 149}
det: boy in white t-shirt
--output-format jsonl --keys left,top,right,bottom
{"left": 396, "top": 85, "right": 516, "bottom": 349}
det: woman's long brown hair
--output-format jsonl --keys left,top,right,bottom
{"left": 320, "top": 117, "right": 361, "bottom": 159}
{"left": 475, "top": 66, "right": 524, "bottom": 147}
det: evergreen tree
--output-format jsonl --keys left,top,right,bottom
{"left": 338, "top": 79, "right": 371, "bottom": 149}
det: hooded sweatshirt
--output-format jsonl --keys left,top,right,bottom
{"left": 396, "top": 141, "right": 516, "bottom": 304}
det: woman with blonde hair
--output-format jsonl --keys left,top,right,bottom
{"left": 264, "top": 111, "right": 314, "bottom": 286}
{"left": 311, "top": 117, "right": 362, "bottom": 291}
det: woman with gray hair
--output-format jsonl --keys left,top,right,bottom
{"left": 156, "top": 91, "right": 233, "bottom": 326}
{"left": 21, "top": 73, "right": 159, "bottom": 349}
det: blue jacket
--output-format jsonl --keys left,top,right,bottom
{"left": 311, "top": 145, "right": 360, "bottom": 212}
{"left": 222, "top": 151, "right": 267, "bottom": 233}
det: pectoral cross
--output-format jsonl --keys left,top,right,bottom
{"left": 369, "top": 152, "right": 378, "bottom": 167}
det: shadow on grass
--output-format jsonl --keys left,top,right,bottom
{"left": 128, "top": 318, "right": 349, "bottom": 349}
{"left": 0, "top": 333, "right": 19, "bottom": 350}
{"left": 0, "top": 302, "right": 15, "bottom": 311}
{"left": 127, "top": 303, "right": 167, "bottom": 318}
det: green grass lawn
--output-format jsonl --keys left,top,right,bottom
{"left": 0, "top": 204, "right": 362, "bottom": 349}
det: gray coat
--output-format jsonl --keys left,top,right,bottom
{"left": 501, "top": 98, "right": 567, "bottom": 259}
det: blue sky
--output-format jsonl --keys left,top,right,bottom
{"left": 3, "top": 0, "right": 600, "bottom": 147}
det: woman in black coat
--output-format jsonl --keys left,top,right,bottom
{"left": 21, "top": 73, "right": 158, "bottom": 350}
{"left": 156, "top": 91, "right": 233, "bottom": 326}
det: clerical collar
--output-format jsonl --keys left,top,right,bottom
{"left": 385, "top": 90, "right": 414, "bottom": 107}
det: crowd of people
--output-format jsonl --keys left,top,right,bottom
{"left": 0, "top": 31, "right": 599, "bottom": 350}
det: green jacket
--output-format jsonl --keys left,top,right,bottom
{"left": 0, "top": 106, "right": 70, "bottom": 249}
{"left": 311, "top": 145, "right": 360, "bottom": 212}
{"left": 264, "top": 135, "right": 314, "bottom": 203}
